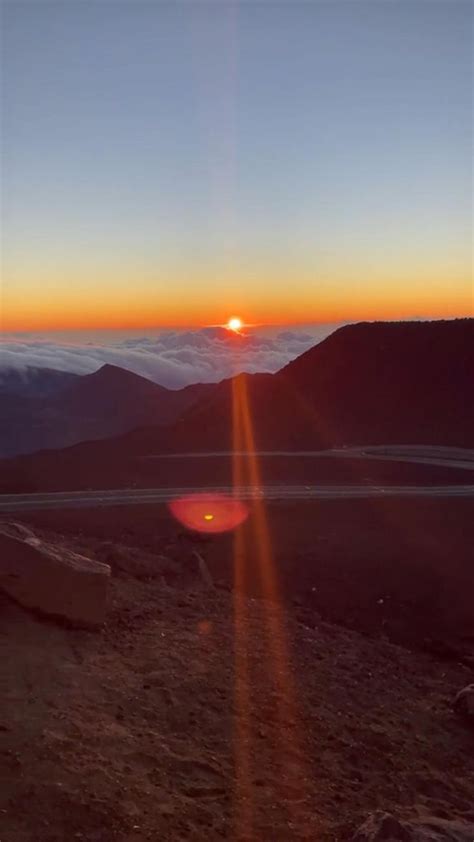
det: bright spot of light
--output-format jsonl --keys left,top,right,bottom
{"left": 227, "top": 317, "right": 243, "bottom": 332}
{"left": 168, "top": 492, "right": 249, "bottom": 533}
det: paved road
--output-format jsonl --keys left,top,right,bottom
{"left": 1, "top": 484, "right": 473, "bottom": 512}
{"left": 147, "top": 447, "right": 474, "bottom": 471}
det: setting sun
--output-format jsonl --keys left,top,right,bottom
{"left": 227, "top": 317, "right": 243, "bottom": 333}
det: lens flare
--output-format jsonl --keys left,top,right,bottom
{"left": 168, "top": 492, "right": 249, "bottom": 533}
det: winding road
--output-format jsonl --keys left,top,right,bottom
{"left": 2, "top": 447, "right": 473, "bottom": 512}
{"left": 0, "top": 483, "right": 473, "bottom": 512}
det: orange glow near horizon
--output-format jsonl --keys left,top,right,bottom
{"left": 2, "top": 294, "right": 472, "bottom": 333}
{"left": 1, "top": 262, "right": 472, "bottom": 332}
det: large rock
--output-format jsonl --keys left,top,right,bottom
{"left": 0, "top": 526, "right": 110, "bottom": 629}
{"left": 351, "top": 812, "right": 474, "bottom": 841}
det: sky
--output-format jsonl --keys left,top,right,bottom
{"left": 1, "top": 0, "right": 472, "bottom": 332}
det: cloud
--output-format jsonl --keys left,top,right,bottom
{"left": 0, "top": 324, "right": 342, "bottom": 389}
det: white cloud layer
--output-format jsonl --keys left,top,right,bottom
{"left": 0, "top": 324, "right": 341, "bottom": 389}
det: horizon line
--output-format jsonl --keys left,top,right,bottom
{"left": 2, "top": 314, "right": 473, "bottom": 335}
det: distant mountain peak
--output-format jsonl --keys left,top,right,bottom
{"left": 93, "top": 363, "right": 134, "bottom": 375}
{"left": 89, "top": 364, "right": 158, "bottom": 385}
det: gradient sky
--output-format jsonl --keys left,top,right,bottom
{"left": 1, "top": 0, "right": 472, "bottom": 331}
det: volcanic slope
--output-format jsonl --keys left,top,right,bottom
{"left": 1, "top": 523, "right": 473, "bottom": 841}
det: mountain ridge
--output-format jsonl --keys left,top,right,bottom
{"left": 0, "top": 362, "right": 215, "bottom": 458}
{"left": 0, "top": 318, "right": 472, "bottom": 491}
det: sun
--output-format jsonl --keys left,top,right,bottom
{"left": 227, "top": 317, "right": 243, "bottom": 333}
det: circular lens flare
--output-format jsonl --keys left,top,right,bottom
{"left": 168, "top": 492, "right": 249, "bottom": 533}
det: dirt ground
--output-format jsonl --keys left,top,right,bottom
{"left": 1, "top": 519, "right": 474, "bottom": 841}
{"left": 17, "top": 496, "right": 474, "bottom": 648}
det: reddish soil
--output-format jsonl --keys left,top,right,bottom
{"left": 2, "top": 493, "right": 473, "bottom": 840}
{"left": 1, "top": 560, "right": 473, "bottom": 841}
{"left": 15, "top": 496, "right": 474, "bottom": 648}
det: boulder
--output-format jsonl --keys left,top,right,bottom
{"left": 351, "top": 812, "right": 474, "bottom": 841}
{"left": 454, "top": 684, "right": 474, "bottom": 721}
{"left": 0, "top": 527, "right": 110, "bottom": 629}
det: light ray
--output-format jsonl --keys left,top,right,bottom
{"left": 231, "top": 372, "right": 313, "bottom": 834}
{"left": 231, "top": 375, "right": 254, "bottom": 838}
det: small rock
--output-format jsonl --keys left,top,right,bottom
{"left": 454, "top": 684, "right": 474, "bottom": 721}
{"left": 352, "top": 813, "right": 411, "bottom": 840}
{"left": 95, "top": 541, "right": 178, "bottom": 583}
{"left": 191, "top": 550, "right": 213, "bottom": 588}
{"left": 351, "top": 810, "right": 474, "bottom": 840}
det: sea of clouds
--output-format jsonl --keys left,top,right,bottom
{"left": 0, "top": 324, "right": 341, "bottom": 389}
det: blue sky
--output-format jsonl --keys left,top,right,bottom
{"left": 2, "top": 0, "right": 472, "bottom": 330}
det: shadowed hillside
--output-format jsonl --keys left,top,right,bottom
{"left": 0, "top": 366, "right": 80, "bottom": 399}
{"left": 0, "top": 364, "right": 214, "bottom": 458}
{"left": 168, "top": 318, "right": 474, "bottom": 451}
{"left": 0, "top": 319, "right": 472, "bottom": 491}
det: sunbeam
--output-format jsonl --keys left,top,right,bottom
{"left": 231, "top": 376, "right": 254, "bottom": 838}
{"left": 231, "top": 372, "right": 313, "bottom": 836}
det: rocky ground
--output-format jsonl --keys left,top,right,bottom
{"left": 17, "top": 497, "right": 474, "bottom": 650}
{"left": 1, "top": 521, "right": 474, "bottom": 841}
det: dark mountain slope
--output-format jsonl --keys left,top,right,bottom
{"left": 277, "top": 317, "right": 474, "bottom": 447}
{"left": 0, "top": 366, "right": 80, "bottom": 399}
{"left": 166, "top": 318, "right": 474, "bottom": 451}
{"left": 0, "top": 319, "right": 472, "bottom": 490}
{"left": 52, "top": 364, "right": 172, "bottom": 421}
{"left": 0, "top": 364, "right": 214, "bottom": 457}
